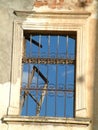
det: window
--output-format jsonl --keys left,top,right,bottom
{"left": 7, "top": 12, "right": 90, "bottom": 118}
{"left": 20, "top": 31, "right": 76, "bottom": 117}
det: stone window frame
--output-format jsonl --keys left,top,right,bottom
{"left": 7, "top": 11, "right": 90, "bottom": 119}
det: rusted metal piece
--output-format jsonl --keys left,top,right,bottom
{"left": 26, "top": 37, "right": 42, "bottom": 48}
{"left": 32, "top": 39, "right": 42, "bottom": 48}
{"left": 36, "top": 83, "right": 48, "bottom": 116}
{"left": 20, "top": 65, "right": 48, "bottom": 116}
{"left": 20, "top": 67, "right": 36, "bottom": 113}
{"left": 28, "top": 92, "right": 40, "bottom": 106}
{"left": 21, "top": 87, "right": 74, "bottom": 93}
{"left": 22, "top": 57, "right": 75, "bottom": 64}
{"left": 33, "top": 66, "right": 49, "bottom": 83}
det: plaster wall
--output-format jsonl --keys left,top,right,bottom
{"left": 0, "top": 0, "right": 33, "bottom": 115}
{"left": 0, "top": 0, "right": 33, "bottom": 129}
{"left": 0, "top": 0, "right": 98, "bottom": 130}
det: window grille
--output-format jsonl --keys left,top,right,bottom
{"left": 20, "top": 32, "right": 76, "bottom": 117}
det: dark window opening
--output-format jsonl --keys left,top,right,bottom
{"left": 20, "top": 31, "right": 76, "bottom": 117}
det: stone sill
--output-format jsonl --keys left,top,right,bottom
{"left": 2, "top": 116, "right": 91, "bottom": 126}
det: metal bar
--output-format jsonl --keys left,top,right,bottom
{"left": 32, "top": 39, "right": 42, "bottom": 48}
{"left": 66, "top": 35, "right": 68, "bottom": 58}
{"left": 33, "top": 66, "right": 49, "bottom": 83}
{"left": 55, "top": 35, "right": 59, "bottom": 116}
{"left": 25, "top": 37, "right": 42, "bottom": 48}
{"left": 20, "top": 92, "right": 27, "bottom": 113}
{"left": 20, "top": 65, "right": 49, "bottom": 115}
{"left": 27, "top": 35, "right": 32, "bottom": 88}
{"left": 48, "top": 35, "right": 50, "bottom": 58}
{"left": 20, "top": 67, "right": 36, "bottom": 113}
{"left": 22, "top": 58, "right": 75, "bottom": 64}
{"left": 22, "top": 64, "right": 48, "bottom": 116}
{"left": 21, "top": 88, "right": 74, "bottom": 93}
{"left": 36, "top": 83, "right": 48, "bottom": 116}
{"left": 64, "top": 65, "right": 67, "bottom": 117}
{"left": 27, "top": 67, "right": 36, "bottom": 88}
{"left": 45, "top": 35, "right": 50, "bottom": 116}
{"left": 28, "top": 92, "right": 40, "bottom": 106}
{"left": 25, "top": 35, "right": 32, "bottom": 115}
{"left": 64, "top": 35, "right": 69, "bottom": 117}
{"left": 36, "top": 35, "right": 41, "bottom": 114}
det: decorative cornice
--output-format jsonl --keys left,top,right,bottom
{"left": 14, "top": 10, "right": 91, "bottom": 19}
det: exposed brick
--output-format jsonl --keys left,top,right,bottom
{"left": 86, "top": 0, "right": 92, "bottom": 2}
{"left": 56, "top": 2, "right": 63, "bottom": 9}
{"left": 48, "top": 0, "right": 56, "bottom": 9}
{"left": 34, "top": 0, "right": 65, "bottom": 9}
{"left": 34, "top": 1, "right": 44, "bottom": 7}
{"left": 59, "top": 0, "right": 64, "bottom": 2}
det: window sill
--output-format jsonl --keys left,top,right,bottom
{"left": 2, "top": 116, "right": 91, "bottom": 126}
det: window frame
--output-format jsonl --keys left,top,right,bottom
{"left": 8, "top": 11, "right": 90, "bottom": 118}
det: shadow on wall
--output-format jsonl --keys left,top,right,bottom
{"left": 77, "top": 76, "right": 85, "bottom": 83}
{"left": 93, "top": 2, "right": 98, "bottom": 130}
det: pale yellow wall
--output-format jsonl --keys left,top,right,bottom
{"left": 0, "top": 0, "right": 98, "bottom": 130}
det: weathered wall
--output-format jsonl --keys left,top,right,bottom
{"left": 92, "top": 5, "right": 98, "bottom": 130}
{"left": 0, "top": 0, "right": 33, "bottom": 128}
{"left": 0, "top": 0, "right": 33, "bottom": 83}
{"left": 0, "top": 0, "right": 98, "bottom": 130}
{"left": 86, "top": 1, "right": 98, "bottom": 130}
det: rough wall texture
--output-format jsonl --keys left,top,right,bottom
{"left": 0, "top": 0, "right": 33, "bottom": 83}
{"left": 34, "top": 0, "right": 92, "bottom": 9}
{"left": 0, "top": 0, "right": 98, "bottom": 130}
{"left": 0, "top": 0, "right": 33, "bottom": 126}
